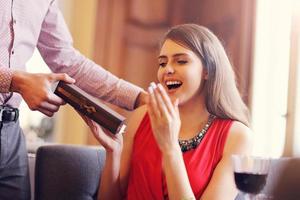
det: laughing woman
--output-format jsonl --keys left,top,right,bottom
{"left": 84, "top": 24, "right": 252, "bottom": 200}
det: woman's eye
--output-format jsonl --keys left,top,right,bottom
{"left": 159, "top": 62, "right": 167, "bottom": 67}
{"left": 177, "top": 60, "right": 188, "bottom": 64}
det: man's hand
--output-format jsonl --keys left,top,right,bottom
{"left": 134, "top": 90, "right": 149, "bottom": 108}
{"left": 10, "top": 70, "right": 75, "bottom": 117}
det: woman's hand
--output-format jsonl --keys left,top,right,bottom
{"left": 80, "top": 114, "right": 123, "bottom": 153}
{"left": 147, "top": 82, "right": 181, "bottom": 153}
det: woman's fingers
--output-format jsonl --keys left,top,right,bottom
{"left": 148, "top": 85, "right": 161, "bottom": 118}
{"left": 150, "top": 83, "right": 170, "bottom": 120}
{"left": 156, "top": 83, "right": 176, "bottom": 116}
{"left": 38, "top": 107, "right": 55, "bottom": 117}
{"left": 77, "top": 111, "right": 112, "bottom": 144}
{"left": 150, "top": 82, "right": 177, "bottom": 119}
{"left": 173, "top": 98, "right": 179, "bottom": 115}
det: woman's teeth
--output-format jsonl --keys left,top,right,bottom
{"left": 165, "top": 80, "right": 182, "bottom": 90}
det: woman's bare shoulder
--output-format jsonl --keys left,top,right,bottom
{"left": 125, "top": 105, "right": 148, "bottom": 138}
{"left": 223, "top": 121, "right": 253, "bottom": 156}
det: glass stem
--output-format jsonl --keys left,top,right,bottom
{"left": 243, "top": 192, "right": 256, "bottom": 200}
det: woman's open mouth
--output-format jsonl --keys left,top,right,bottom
{"left": 165, "top": 80, "right": 183, "bottom": 91}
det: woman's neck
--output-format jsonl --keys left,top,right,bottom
{"left": 178, "top": 96, "right": 210, "bottom": 140}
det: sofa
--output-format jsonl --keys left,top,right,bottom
{"left": 30, "top": 145, "right": 300, "bottom": 200}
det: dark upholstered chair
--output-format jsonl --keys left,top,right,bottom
{"left": 235, "top": 157, "right": 300, "bottom": 200}
{"left": 34, "top": 145, "right": 106, "bottom": 200}
{"left": 262, "top": 157, "right": 300, "bottom": 200}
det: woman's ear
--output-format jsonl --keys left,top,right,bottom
{"left": 203, "top": 70, "right": 209, "bottom": 80}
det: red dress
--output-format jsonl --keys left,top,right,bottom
{"left": 126, "top": 113, "right": 233, "bottom": 199}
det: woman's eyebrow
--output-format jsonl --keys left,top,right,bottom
{"left": 173, "top": 53, "right": 188, "bottom": 58}
{"left": 158, "top": 55, "right": 167, "bottom": 59}
{"left": 158, "top": 53, "right": 188, "bottom": 59}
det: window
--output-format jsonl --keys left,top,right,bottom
{"left": 251, "top": 0, "right": 299, "bottom": 157}
{"left": 287, "top": 3, "right": 300, "bottom": 155}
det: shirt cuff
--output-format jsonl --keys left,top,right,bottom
{"left": 0, "top": 67, "right": 13, "bottom": 93}
{"left": 115, "top": 79, "right": 144, "bottom": 110}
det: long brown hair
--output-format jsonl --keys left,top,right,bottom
{"left": 161, "top": 24, "right": 250, "bottom": 127}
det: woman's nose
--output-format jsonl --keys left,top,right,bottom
{"left": 165, "top": 64, "right": 175, "bottom": 74}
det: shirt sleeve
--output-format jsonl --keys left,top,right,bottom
{"left": 0, "top": 67, "right": 13, "bottom": 93}
{"left": 37, "top": 0, "right": 143, "bottom": 110}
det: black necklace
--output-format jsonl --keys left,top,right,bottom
{"left": 178, "top": 114, "right": 216, "bottom": 153}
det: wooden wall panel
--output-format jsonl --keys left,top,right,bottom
{"left": 129, "top": 0, "right": 169, "bottom": 25}
{"left": 123, "top": 0, "right": 170, "bottom": 88}
{"left": 94, "top": 0, "right": 127, "bottom": 76}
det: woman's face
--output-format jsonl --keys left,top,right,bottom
{"left": 157, "top": 39, "right": 206, "bottom": 104}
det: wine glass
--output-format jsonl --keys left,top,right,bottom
{"left": 232, "top": 155, "right": 270, "bottom": 200}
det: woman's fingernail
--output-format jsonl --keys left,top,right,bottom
{"left": 148, "top": 86, "right": 153, "bottom": 94}
{"left": 150, "top": 82, "right": 157, "bottom": 89}
{"left": 157, "top": 83, "right": 163, "bottom": 90}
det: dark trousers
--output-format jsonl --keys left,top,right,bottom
{"left": 0, "top": 120, "right": 31, "bottom": 200}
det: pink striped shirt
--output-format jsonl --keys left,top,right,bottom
{"left": 0, "top": 0, "right": 142, "bottom": 110}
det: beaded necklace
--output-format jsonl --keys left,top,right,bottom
{"left": 178, "top": 114, "right": 216, "bottom": 153}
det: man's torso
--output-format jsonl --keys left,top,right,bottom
{"left": 0, "top": 0, "right": 53, "bottom": 107}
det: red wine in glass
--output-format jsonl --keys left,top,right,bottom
{"left": 232, "top": 155, "right": 270, "bottom": 200}
{"left": 234, "top": 172, "right": 268, "bottom": 194}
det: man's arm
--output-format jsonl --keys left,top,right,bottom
{"left": 0, "top": 67, "right": 13, "bottom": 93}
{"left": 37, "top": 0, "right": 146, "bottom": 110}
